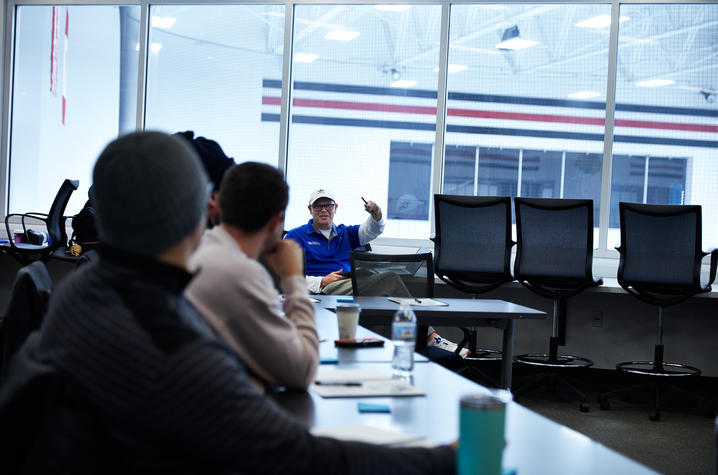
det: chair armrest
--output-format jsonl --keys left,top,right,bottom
{"left": 706, "top": 248, "right": 718, "bottom": 288}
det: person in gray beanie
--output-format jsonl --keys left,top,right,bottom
{"left": 0, "top": 130, "right": 456, "bottom": 474}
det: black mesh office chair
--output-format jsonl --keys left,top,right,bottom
{"left": 350, "top": 251, "right": 464, "bottom": 370}
{"left": 0, "top": 261, "right": 53, "bottom": 380}
{"left": 513, "top": 197, "right": 602, "bottom": 412}
{"left": 350, "top": 251, "right": 432, "bottom": 300}
{"left": 1, "top": 179, "right": 79, "bottom": 265}
{"left": 598, "top": 202, "right": 717, "bottom": 421}
{"left": 432, "top": 194, "right": 513, "bottom": 362}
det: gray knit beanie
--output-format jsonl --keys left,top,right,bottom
{"left": 92, "top": 131, "right": 209, "bottom": 256}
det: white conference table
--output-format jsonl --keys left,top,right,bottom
{"left": 274, "top": 361, "right": 657, "bottom": 475}
{"left": 315, "top": 295, "right": 546, "bottom": 389}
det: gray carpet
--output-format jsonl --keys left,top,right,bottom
{"left": 516, "top": 386, "right": 716, "bottom": 474}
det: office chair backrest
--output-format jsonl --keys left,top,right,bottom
{"left": 618, "top": 203, "right": 703, "bottom": 302}
{"left": 350, "top": 251, "right": 434, "bottom": 298}
{"left": 514, "top": 197, "right": 595, "bottom": 297}
{"left": 433, "top": 194, "right": 513, "bottom": 293}
{"left": 0, "top": 261, "right": 53, "bottom": 379}
{"left": 48, "top": 179, "right": 80, "bottom": 247}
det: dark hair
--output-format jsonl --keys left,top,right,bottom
{"left": 174, "top": 131, "right": 235, "bottom": 191}
{"left": 219, "top": 162, "right": 289, "bottom": 232}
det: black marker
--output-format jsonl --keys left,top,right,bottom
{"left": 315, "top": 381, "right": 362, "bottom": 386}
{"left": 361, "top": 196, "right": 368, "bottom": 204}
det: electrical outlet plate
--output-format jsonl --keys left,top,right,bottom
{"left": 591, "top": 310, "right": 603, "bottom": 328}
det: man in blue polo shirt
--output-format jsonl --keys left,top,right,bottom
{"left": 285, "top": 188, "right": 382, "bottom": 295}
{"left": 285, "top": 189, "right": 469, "bottom": 358}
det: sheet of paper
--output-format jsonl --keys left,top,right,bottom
{"left": 310, "top": 424, "right": 434, "bottom": 447}
{"left": 311, "top": 368, "right": 425, "bottom": 398}
{"left": 387, "top": 297, "right": 448, "bottom": 307}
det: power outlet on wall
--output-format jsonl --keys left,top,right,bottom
{"left": 591, "top": 310, "right": 603, "bottom": 328}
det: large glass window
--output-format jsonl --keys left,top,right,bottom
{"left": 610, "top": 3, "right": 718, "bottom": 248}
{"left": 145, "top": 4, "right": 284, "bottom": 167}
{"left": 284, "top": 4, "right": 442, "bottom": 238}
{"left": 9, "top": 5, "right": 139, "bottom": 215}
{"left": 443, "top": 3, "right": 611, "bottom": 241}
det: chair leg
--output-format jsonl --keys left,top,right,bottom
{"left": 600, "top": 379, "right": 715, "bottom": 421}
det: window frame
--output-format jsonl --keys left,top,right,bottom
{"left": 1, "top": 0, "right": 715, "bottom": 270}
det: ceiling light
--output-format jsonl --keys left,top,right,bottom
{"left": 374, "top": 5, "right": 411, "bottom": 12}
{"left": 433, "top": 64, "right": 469, "bottom": 74}
{"left": 496, "top": 37, "right": 538, "bottom": 50}
{"left": 496, "top": 26, "right": 538, "bottom": 51}
{"left": 575, "top": 14, "right": 629, "bottom": 29}
{"left": 448, "top": 64, "right": 468, "bottom": 74}
{"left": 294, "top": 53, "right": 319, "bottom": 63}
{"left": 390, "top": 79, "right": 417, "bottom": 88}
{"left": 324, "top": 30, "right": 360, "bottom": 42}
{"left": 151, "top": 16, "right": 176, "bottom": 29}
{"left": 636, "top": 79, "right": 675, "bottom": 87}
{"left": 150, "top": 43, "right": 163, "bottom": 53}
{"left": 568, "top": 91, "right": 601, "bottom": 99}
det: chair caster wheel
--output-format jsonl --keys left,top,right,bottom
{"left": 598, "top": 398, "right": 610, "bottom": 410}
{"left": 579, "top": 402, "right": 589, "bottom": 413}
{"left": 649, "top": 411, "right": 661, "bottom": 421}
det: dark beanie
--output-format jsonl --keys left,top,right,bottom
{"left": 174, "top": 131, "right": 235, "bottom": 191}
{"left": 92, "top": 131, "right": 209, "bottom": 256}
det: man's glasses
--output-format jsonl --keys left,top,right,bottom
{"left": 312, "top": 202, "right": 335, "bottom": 211}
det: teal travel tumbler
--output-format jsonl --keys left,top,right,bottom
{"left": 457, "top": 393, "right": 507, "bottom": 475}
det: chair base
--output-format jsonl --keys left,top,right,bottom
{"left": 513, "top": 371, "right": 591, "bottom": 412}
{"left": 516, "top": 353, "right": 594, "bottom": 369}
{"left": 599, "top": 360, "right": 713, "bottom": 421}
{"left": 599, "top": 380, "right": 715, "bottom": 422}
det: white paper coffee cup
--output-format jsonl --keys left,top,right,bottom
{"left": 336, "top": 303, "right": 360, "bottom": 339}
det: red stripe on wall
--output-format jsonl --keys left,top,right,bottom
{"left": 262, "top": 96, "right": 718, "bottom": 134}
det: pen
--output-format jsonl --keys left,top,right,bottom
{"left": 414, "top": 298, "right": 422, "bottom": 304}
{"left": 315, "top": 381, "right": 362, "bottom": 386}
{"left": 361, "top": 196, "right": 367, "bottom": 204}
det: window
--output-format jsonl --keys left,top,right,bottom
{"left": 9, "top": 5, "right": 139, "bottom": 215}
{"left": 610, "top": 3, "right": 718, "bottom": 249}
{"left": 443, "top": 3, "right": 611, "bottom": 240}
{"left": 283, "top": 4, "right": 442, "bottom": 238}
{"left": 387, "top": 142, "right": 433, "bottom": 220}
{"left": 145, "top": 4, "right": 284, "bottom": 167}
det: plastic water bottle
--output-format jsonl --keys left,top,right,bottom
{"left": 391, "top": 305, "right": 417, "bottom": 377}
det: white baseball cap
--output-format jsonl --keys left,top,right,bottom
{"left": 309, "top": 188, "right": 336, "bottom": 205}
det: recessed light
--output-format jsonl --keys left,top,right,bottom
{"left": 374, "top": 5, "right": 411, "bottom": 12}
{"left": 448, "top": 64, "right": 468, "bottom": 74}
{"left": 150, "top": 43, "right": 163, "bottom": 53}
{"left": 575, "top": 14, "right": 629, "bottom": 29}
{"left": 568, "top": 91, "right": 601, "bottom": 99}
{"left": 324, "top": 30, "right": 360, "bottom": 42}
{"left": 434, "top": 64, "right": 468, "bottom": 74}
{"left": 151, "top": 16, "right": 176, "bottom": 29}
{"left": 495, "top": 38, "right": 539, "bottom": 51}
{"left": 636, "top": 79, "right": 675, "bottom": 87}
{"left": 390, "top": 79, "right": 417, "bottom": 88}
{"left": 294, "top": 53, "right": 319, "bottom": 63}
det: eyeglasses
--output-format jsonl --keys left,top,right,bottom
{"left": 311, "top": 202, "right": 336, "bottom": 211}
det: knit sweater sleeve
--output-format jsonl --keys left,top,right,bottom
{"left": 148, "top": 339, "right": 455, "bottom": 475}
